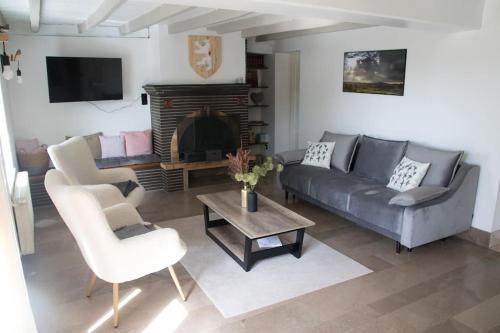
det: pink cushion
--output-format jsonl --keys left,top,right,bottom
{"left": 99, "top": 135, "right": 126, "bottom": 158}
{"left": 16, "top": 138, "right": 40, "bottom": 153}
{"left": 121, "top": 129, "right": 152, "bottom": 157}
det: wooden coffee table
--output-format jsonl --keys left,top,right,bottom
{"left": 197, "top": 190, "right": 315, "bottom": 271}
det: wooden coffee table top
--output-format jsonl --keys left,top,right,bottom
{"left": 197, "top": 190, "right": 315, "bottom": 239}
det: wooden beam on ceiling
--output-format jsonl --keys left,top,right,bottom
{"left": 28, "top": 0, "right": 41, "bottom": 32}
{"left": 167, "top": 9, "right": 250, "bottom": 34}
{"left": 241, "top": 18, "right": 333, "bottom": 38}
{"left": 119, "top": 4, "right": 190, "bottom": 35}
{"left": 207, "top": 14, "right": 290, "bottom": 34}
{"left": 77, "top": 0, "right": 126, "bottom": 33}
{"left": 255, "top": 22, "right": 372, "bottom": 41}
{"left": 151, "top": 0, "right": 485, "bottom": 32}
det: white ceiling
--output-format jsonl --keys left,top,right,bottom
{"left": 0, "top": 0, "right": 486, "bottom": 40}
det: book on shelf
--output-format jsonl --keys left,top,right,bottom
{"left": 257, "top": 236, "right": 282, "bottom": 248}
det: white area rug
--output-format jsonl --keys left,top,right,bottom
{"left": 163, "top": 215, "right": 372, "bottom": 318}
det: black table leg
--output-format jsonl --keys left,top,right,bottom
{"left": 292, "top": 228, "right": 305, "bottom": 258}
{"left": 243, "top": 237, "right": 253, "bottom": 272}
{"left": 203, "top": 204, "right": 210, "bottom": 233}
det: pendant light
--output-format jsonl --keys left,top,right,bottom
{"left": 1, "top": 42, "right": 14, "bottom": 80}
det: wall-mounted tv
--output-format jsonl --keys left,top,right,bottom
{"left": 46, "top": 56, "right": 123, "bottom": 103}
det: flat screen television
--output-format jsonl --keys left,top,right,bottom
{"left": 46, "top": 56, "right": 123, "bottom": 103}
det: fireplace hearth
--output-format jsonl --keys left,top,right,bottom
{"left": 143, "top": 84, "right": 250, "bottom": 191}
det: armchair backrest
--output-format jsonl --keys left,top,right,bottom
{"left": 48, "top": 137, "right": 100, "bottom": 185}
{"left": 44, "top": 169, "right": 120, "bottom": 281}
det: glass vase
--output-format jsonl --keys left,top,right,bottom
{"left": 241, "top": 185, "right": 248, "bottom": 208}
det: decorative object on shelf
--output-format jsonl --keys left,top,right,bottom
{"left": 227, "top": 149, "right": 283, "bottom": 212}
{"left": 188, "top": 35, "right": 222, "bottom": 79}
{"left": 343, "top": 49, "right": 407, "bottom": 96}
{"left": 250, "top": 92, "right": 264, "bottom": 105}
{"left": 256, "top": 133, "right": 269, "bottom": 144}
{"left": 246, "top": 70, "right": 258, "bottom": 87}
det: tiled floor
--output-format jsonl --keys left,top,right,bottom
{"left": 24, "top": 174, "right": 500, "bottom": 332}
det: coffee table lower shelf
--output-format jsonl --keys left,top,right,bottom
{"left": 202, "top": 204, "right": 305, "bottom": 271}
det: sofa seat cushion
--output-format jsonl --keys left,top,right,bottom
{"left": 95, "top": 154, "right": 161, "bottom": 169}
{"left": 348, "top": 187, "right": 405, "bottom": 235}
{"left": 309, "top": 173, "right": 381, "bottom": 211}
{"left": 353, "top": 135, "right": 408, "bottom": 184}
{"left": 280, "top": 164, "right": 334, "bottom": 195}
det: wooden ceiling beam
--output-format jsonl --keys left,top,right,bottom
{"left": 167, "top": 9, "right": 249, "bottom": 34}
{"left": 119, "top": 4, "right": 190, "bottom": 35}
{"left": 28, "top": 0, "right": 41, "bottom": 32}
{"left": 77, "top": 0, "right": 126, "bottom": 33}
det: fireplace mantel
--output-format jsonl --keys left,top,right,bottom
{"left": 143, "top": 83, "right": 250, "bottom": 96}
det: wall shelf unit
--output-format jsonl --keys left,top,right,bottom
{"left": 246, "top": 52, "right": 273, "bottom": 155}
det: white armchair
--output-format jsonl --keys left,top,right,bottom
{"left": 44, "top": 169, "right": 187, "bottom": 328}
{"left": 47, "top": 136, "right": 145, "bottom": 208}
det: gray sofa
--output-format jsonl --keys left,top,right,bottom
{"left": 276, "top": 132, "right": 480, "bottom": 253}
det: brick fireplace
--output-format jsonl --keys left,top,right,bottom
{"left": 143, "top": 84, "right": 250, "bottom": 192}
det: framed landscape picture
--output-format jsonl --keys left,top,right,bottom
{"left": 343, "top": 49, "right": 407, "bottom": 96}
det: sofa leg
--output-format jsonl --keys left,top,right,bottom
{"left": 407, "top": 247, "right": 413, "bottom": 253}
{"left": 285, "top": 191, "right": 289, "bottom": 201}
{"left": 395, "top": 241, "right": 401, "bottom": 254}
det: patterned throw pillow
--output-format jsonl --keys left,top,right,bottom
{"left": 301, "top": 141, "right": 335, "bottom": 169}
{"left": 387, "top": 156, "right": 431, "bottom": 192}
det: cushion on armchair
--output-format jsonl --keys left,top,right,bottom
{"left": 389, "top": 186, "right": 449, "bottom": 206}
{"left": 320, "top": 131, "right": 359, "bottom": 172}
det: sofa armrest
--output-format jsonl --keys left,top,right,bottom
{"left": 399, "top": 163, "right": 479, "bottom": 249}
{"left": 389, "top": 186, "right": 449, "bottom": 206}
{"left": 274, "top": 149, "right": 306, "bottom": 165}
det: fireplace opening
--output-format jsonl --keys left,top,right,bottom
{"left": 176, "top": 109, "right": 240, "bottom": 163}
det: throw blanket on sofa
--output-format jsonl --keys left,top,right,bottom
{"left": 111, "top": 180, "right": 139, "bottom": 197}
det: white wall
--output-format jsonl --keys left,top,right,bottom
{"left": 150, "top": 25, "right": 246, "bottom": 84}
{"left": 6, "top": 27, "right": 246, "bottom": 146}
{"left": 5, "top": 35, "right": 152, "bottom": 145}
{"left": 274, "top": 0, "right": 500, "bottom": 232}
{"left": 274, "top": 53, "right": 292, "bottom": 153}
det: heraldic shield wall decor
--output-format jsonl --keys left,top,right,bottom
{"left": 188, "top": 35, "right": 222, "bottom": 79}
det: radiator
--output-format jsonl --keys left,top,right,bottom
{"left": 12, "top": 171, "right": 35, "bottom": 255}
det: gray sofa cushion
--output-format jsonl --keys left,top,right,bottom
{"left": 308, "top": 172, "right": 381, "bottom": 211}
{"left": 320, "top": 131, "right": 359, "bottom": 173}
{"left": 389, "top": 186, "right": 449, "bottom": 206}
{"left": 95, "top": 154, "right": 161, "bottom": 169}
{"left": 405, "top": 143, "right": 463, "bottom": 187}
{"left": 279, "top": 164, "right": 333, "bottom": 195}
{"left": 348, "top": 187, "right": 405, "bottom": 235}
{"left": 353, "top": 136, "right": 408, "bottom": 184}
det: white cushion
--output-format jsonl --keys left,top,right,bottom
{"left": 301, "top": 141, "right": 335, "bottom": 169}
{"left": 100, "top": 135, "right": 126, "bottom": 158}
{"left": 387, "top": 156, "right": 430, "bottom": 192}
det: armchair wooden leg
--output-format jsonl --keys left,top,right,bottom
{"left": 168, "top": 266, "right": 186, "bottom": 301}
{"left": 113, "top": 283, "right": 119, "bottom": 328}
{"left": 86, "top": 272, "right": 97, "bottom": 298}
